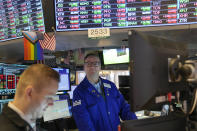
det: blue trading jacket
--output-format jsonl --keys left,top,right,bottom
{"left": 72, "top": 77, "right": 137, "bottom": 131}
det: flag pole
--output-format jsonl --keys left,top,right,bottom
{"left": 51, "top": 26, "right": 56, "bottom": 34}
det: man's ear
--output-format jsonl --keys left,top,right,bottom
{"left": 24, "top": 85, "right": 33, "bottom": 100}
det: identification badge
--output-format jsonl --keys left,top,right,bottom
{"left": 103, "top": 83, "right": 111, "bottom": 88}
{"left": 73, "top": 100, "right": 81, "bottom": 107}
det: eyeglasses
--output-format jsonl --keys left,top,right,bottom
{"left": 84, "top": 61, "right": 101, "bottom": 67}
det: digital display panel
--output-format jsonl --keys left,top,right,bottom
{"left": 53, "top": 68, "right": 70, "bottom": 91}
{"left": 54, "top": 0, "right": 197, "bottom": 31}
{"left": 0, "top": 0, "right": 45, "bottom": 42}
{"left": 43, "top": 99, "right": 71, "bottom": 121}
{"left": 0, "top": 63, "right": 27, "bottom": 90}
{"left": 103, "top": 48, "right": 129, "bottom": 65}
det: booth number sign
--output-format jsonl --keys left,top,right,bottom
{"left": 88, "top": 28, "right": 110, "bottom": 39}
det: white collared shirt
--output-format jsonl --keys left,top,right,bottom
{"left": 90, "top": 79, "right": 102, "bottom": 94}
{"left": 8, "top": 102, "right": 36, "bottom": 131}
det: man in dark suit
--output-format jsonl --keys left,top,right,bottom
{"left": 0, "top": 64, "right": 60, "bottom": 131}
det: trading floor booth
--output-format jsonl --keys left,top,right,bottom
{"left": 121, "top": 31, "right": 197, "bottom": 131}
{"left": 1, "top": 0, "right": 197, "bottom": 131}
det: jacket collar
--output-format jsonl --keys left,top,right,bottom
{"left": 2, "top": 103, "right": 32, "bottom": 129}
{"left": 82, "top": 76, "right": 98, "bottom": 94}
{"left": 81, "top": 77, "right": 109, "bottom": 97}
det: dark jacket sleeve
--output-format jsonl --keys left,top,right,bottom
{"left": 72, "top": 89, "right": 96, "bottom": 131}
{"left": 113, "top": 83, "right": 137, "bottom": 120}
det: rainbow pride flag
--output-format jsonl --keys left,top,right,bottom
{"left": 24, "top": 37, "right": 43, "bottom": 61}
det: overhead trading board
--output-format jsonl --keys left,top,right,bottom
{"left": 0, "top": 0, "right": 45, "bottom": 42}
{"left": 54, "top": 0, "right": 197, "bottom": 31}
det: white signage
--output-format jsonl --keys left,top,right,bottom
{"left": 88, "top": 28, "right": 110, "bottom": 39}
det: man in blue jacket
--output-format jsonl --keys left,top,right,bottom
{"left": 72, "top": 53, "right": 137, "bottom": 131}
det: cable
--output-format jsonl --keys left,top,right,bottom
{"left": 188, "top": 89, "right": 197, "bottom": 115}
{"left": 179, "top": 88, "right": 197, "bottom": 115}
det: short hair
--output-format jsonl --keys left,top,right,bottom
{"left": 16, "top": 64, "right": 60, "bottom": 95}
{"left": 84, "top": 52, "right": 100, "bottom": 62}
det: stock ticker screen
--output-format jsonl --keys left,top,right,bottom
{"left": 0, "top": 64, "right": 27, "bottom": 90}
{"left": 0, "top": 0, "right": 45, "bottom": 42}
{"left": 55, "top": 0, "right": 197, "bottom": 31}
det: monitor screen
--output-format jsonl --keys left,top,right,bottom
{"left": 103, "top": 48, "right": 129, "bottom": 65}
{"left": 119, "top": 75, "right": 130, "bottom": 87}
{"left": 0, "top": 0, "right": 45, "bottom": 42}
{"left": 67, "top": 85, "right": 77, "bottom": 99}
{"left": 0, "top": 63, "right": 27, "bottom": 90}
{"left": 43, "top": 99, "right": 71, "bottom": 122}
{"left": 53, "top": 68, "right": 70, "bottom": 91}
{"left": 54, "top": 0, "right": 197, "bottom": 31}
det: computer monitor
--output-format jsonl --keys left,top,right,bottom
{"left": 103, "top": 48, "right": 129, "bottom": 65}
{"left": 0, "top": 63, "right": 27, "bottom": 90}
{"left": 0, "top": 0, "right": 45, "bottom": 42}
{"left": 43, "top": 95, "right": 71, "bottom": 122}
{"left": 119, "top": 75, "right": 130, "bottom": 101}
{"left": 119, "top": 76, "right": 130, "bottom": 87}
{"left": 128, "top": 31, "right": 188, "bottom": 112}
{"left": 53, "top": 68, "right": 70, "bottom": 91}
{"left": 67, "top": 85, "right": 77, "bottom": 99}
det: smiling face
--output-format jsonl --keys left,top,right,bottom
{"left": 84, "top": 56, "right": 101, "bottom": 78}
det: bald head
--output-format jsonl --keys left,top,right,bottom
{"left": 16, "top": 64, "right": 60, "bottom": 96}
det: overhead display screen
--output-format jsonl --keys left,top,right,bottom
{"left": 55, "top": 0, "right": 197, "bottom": 31}
{"left": 0, "top": 0, "right": 45, "bottom": 42}
{"left": 103, "top": 48, "right": 129, "bottom": 65}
